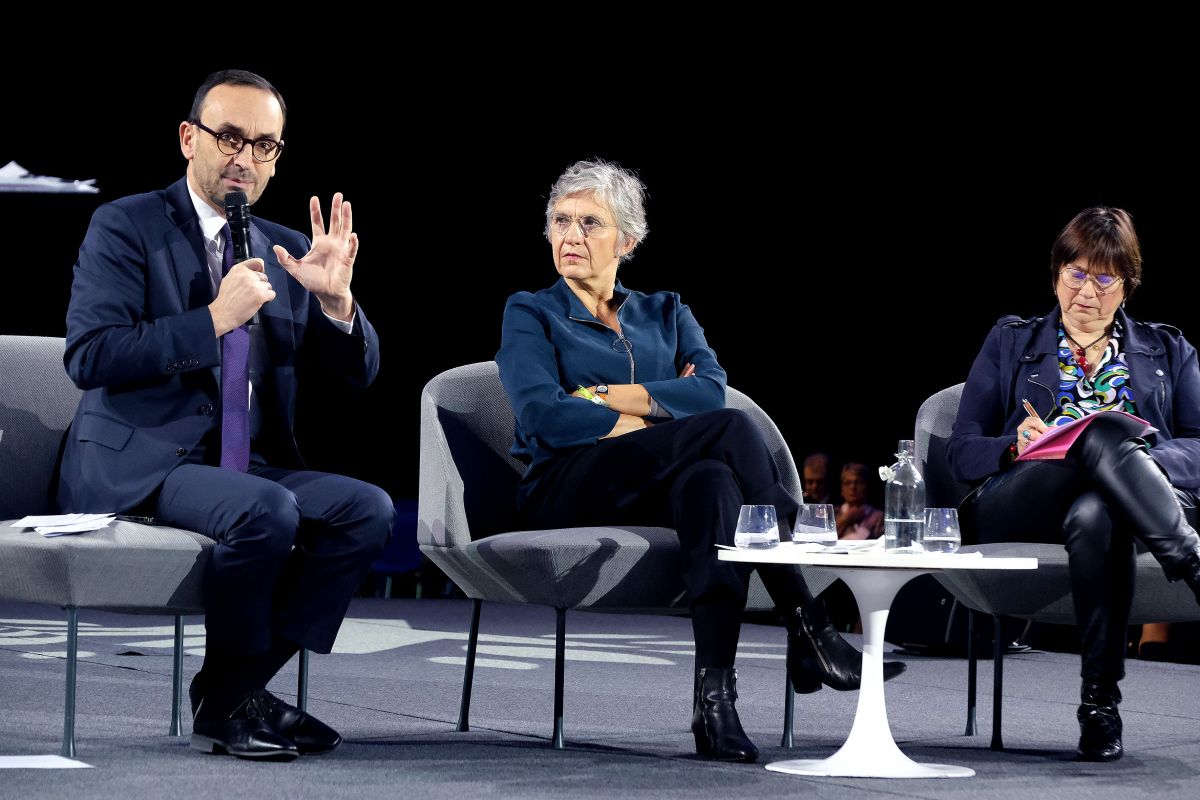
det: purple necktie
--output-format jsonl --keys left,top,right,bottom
{"left": 220, "top": 225, "right": 250, "bottom": 472}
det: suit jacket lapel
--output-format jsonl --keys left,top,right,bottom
{"left": 250, "top": 224, "right": 290, "bottom": 326}
{"left": 164, "top": 179, "right": 214, "bottom": 309}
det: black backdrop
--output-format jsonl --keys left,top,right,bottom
{"left": 4, "top": 58, "right": 1195, "bottom": 507}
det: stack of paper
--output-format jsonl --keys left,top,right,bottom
{"left": 0, "top": 161, "right": 99, "bottom": 194}
{"left": 7, "top": 514, "right": 116, "bottom": 537}
{"left": 823, "top": 539, "right": 885, "bottom": 554}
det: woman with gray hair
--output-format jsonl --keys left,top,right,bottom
{"left": 496, "top": 159, "right": 904, "bottom": 761}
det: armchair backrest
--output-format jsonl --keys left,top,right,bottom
{"left": 418, "top": 362, "right": 800, "bottom": 548}
{"left": 914, "top": 383, "right": 974, "bottom": 509}
{"left": 0, "top": 336, "right": 79, "bottom": 519}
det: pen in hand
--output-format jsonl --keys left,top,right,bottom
{"left": 1018, "top": 398, "right": 1050, "bottom": 455}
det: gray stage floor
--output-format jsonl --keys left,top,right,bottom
{"left": 2, "top": 597, "right": 1198, "bottom": 799}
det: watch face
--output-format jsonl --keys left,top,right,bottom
{"left": 596, "top": 384, "right": 609, "bottom": 395}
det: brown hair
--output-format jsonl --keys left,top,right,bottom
{"left": 841, "top": 462, "right": 870, "bottom": 482}
{"left": 1050, "top": 207, "right": 1142, "bottom": 297}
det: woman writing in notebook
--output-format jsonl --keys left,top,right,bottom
{"left": 948, "top": 207, "right": 1200, "bottom": 763}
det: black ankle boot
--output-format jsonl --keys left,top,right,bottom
{"left": 692, "top": 668, "right": 758, "bottom": 763}
{"left": 1078, "top": 682, "right": 1123, "bottom": 761}
{"left": 788, "top": 600, "right": 907, "bottom": 692}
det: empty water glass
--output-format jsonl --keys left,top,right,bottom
{"left": 922, "top": 508, "right": 961, "bottom": 553}
{"left": 734, "top": 505, "right": 780, "bottom": 549}
{"left": 793, "top": 504, "right": 838, "bottom": 546}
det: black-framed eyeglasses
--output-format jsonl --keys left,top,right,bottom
{"left": 549, "top": 213, "right": 616, "bottom": 238}
{"left": 1059, "top": 266, "right": 1123, "bottom": 296}
{"left": 190, "top": 120, "right": 285, "bottom": 162}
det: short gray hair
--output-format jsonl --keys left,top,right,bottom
{"left": 545, "top": 159, "right": 648, "bottom": 262}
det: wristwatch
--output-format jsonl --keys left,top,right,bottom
{"left": 595, "top": 384, "right": 609, "bottom": 398}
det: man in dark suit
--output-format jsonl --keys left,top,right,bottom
{"left": 56, "top": 69, "right": 394, "bottom": 761}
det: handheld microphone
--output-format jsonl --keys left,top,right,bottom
{"left": 223, "top": 190, "right": 260, "bottom": 325}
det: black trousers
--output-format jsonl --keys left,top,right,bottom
{"left": 520, "top": 408, "right": 810, "bottom": 619}
{"left": 968, "top": 414, "right": 1198, "bottom": 684}
{"left": 155, "top": 463, "right": 395, "bottom": 656}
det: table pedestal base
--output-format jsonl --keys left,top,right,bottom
{"left": 767, "top": 757, "right": 974, "bottom": 779}
{"left": 766, "top": 567, "right": 975, "bottom": 779}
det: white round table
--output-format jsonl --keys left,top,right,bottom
{"left": 718, "top": 546, "right": 1037, "bottom": 778}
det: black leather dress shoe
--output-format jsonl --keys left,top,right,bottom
{"left": 189, "top": 672, "right": 205, "bottom": 718}
{"left": 257, "top": 690, "right": 342, "bottom": 755}
{"left": 191, "top": 692, "right": 299, "bottom": 761}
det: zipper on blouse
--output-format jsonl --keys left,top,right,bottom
{"left": 569, "top": 296, "right": 635, "bottom": 383}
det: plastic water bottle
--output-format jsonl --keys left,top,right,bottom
{"left": 883, "top": 439, "right": 925, "bottom": 553}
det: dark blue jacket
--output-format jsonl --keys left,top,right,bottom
{"left": 496, "top": 278, "right": 726, "bottom": 499}
{"left": 947, "top": 306, "right": 1200, "bottom": 491}
{"left": 57, "top": 178, "right": 380, "bottom": 513}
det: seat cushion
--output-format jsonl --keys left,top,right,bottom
{"left": 0, "top": 520, "right": 211, "bottom": 613}
{"left": 424, "top": 526, "right": 841, "bottom": 613}
{"left": 935, "top": 543, "right": 1200, "bottom": 625}
{"left": 424, "top": 526, "right": 687, "bottom": 610}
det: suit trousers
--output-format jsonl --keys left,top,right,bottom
{"left": 155, "top": 463, "right": 394, "bottom": 655}
{"left": 519, "top": 408, "right": 807, "bottom": 608}
{"left": 969, "top": 413, "right": 1199, "bottom": 684}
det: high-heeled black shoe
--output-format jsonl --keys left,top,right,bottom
{"left": 787, "top": 600, "right": 906, "bottom": 692}
{"left": 1077, "top": 682, "right": 1123, "bottom": 761}
{"left": 692, "top": 667, "right": 759, "bottom": 762}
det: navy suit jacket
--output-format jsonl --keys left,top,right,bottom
{"left": 57, "top": 178, "right": 380, "bottom": 513}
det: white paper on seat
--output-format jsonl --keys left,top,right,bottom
{"left": 9, "top": 513, "right": 116, "bottom": 536}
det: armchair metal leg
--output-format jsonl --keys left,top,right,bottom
{"left": 62, "top": 606, "right": 78, "bottom": 758}
{"left": 170, "top": 616, "right": 184, "bottom": 736}
{"left": 297, "top": 649, "right": 310, "bottom": 712}
{"left": 457, "top": 598, "right": 482, "bottom": 732}
{"left": 552, "top": 608, "right": 566, "bottom": 749}
{"left": 965, "top": 610, "right": 977, "bottom": 736}
{"left": 992, "top": 613, "right": 1004, "bottom": 751}
{"left": 781, "top": 674, "right": 795, "bottom": 748}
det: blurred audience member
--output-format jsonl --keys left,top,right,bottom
{"left": 836, "top": 463, "right": 884, "bottom": 540}
{"left": 803, "top": 453, "right": 832, "bottom": 504}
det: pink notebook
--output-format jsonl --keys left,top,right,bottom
{"left": 1016, "top": 410, "right": 1157, "bottom": 462}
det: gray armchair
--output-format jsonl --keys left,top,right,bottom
{"left": 418, "top": 361, "right": 835, "bottom": 748}
{"left": 0, "top": 335, "right": 308, "bottom": 757}
{"left": 916, "top": 383, "right": 1200, "bottom": 749}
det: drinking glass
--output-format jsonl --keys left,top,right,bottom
{"left": 922, "top": 508, "right": 961, "bottom": 553}
{"left": 734, "top": 505, "right": 779, "bottom": 549}
{"left": 793, "top": 504, "right": 838, "bottom": 546}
